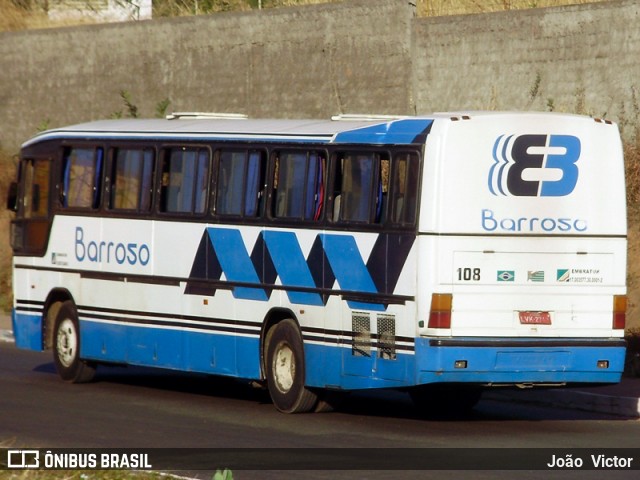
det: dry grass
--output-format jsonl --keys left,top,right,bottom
{"left": 0, "top": 0, "right": 99, "bottom": 32}
{"left": 0, "top": 0, "right": 613, "bottom": 31}
{"left": 0, "top": 0, "right": 30, "bottom": 31}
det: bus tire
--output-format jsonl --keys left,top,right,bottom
{"left": 265, "top": 319, "right": 318, "bottom": 413}
{"left": 53, "top": 301, "right": 96, "bottom": 383}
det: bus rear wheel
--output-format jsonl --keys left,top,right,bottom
{"left": 53, "top": 301, "right": 96, "bottom": 383}
{"left": 265, "top": 319, "right": 318, "bottom": 413}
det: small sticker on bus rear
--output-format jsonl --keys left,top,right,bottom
{"left": 519, "top": 311, "right": 552, "bottom": 325}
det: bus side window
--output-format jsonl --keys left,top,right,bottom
{"left": 333, "top": 152, "right": 381, "bottom": 224}
{"left": 139, "top": 150, "right": 155, "bottom": 212}
{"left": 160, "top": 147, "right": 210, "bottom": 214}
{"left": 272, "top": 150, "right": 325, "bottom": 221}
{"left": 110, "top": 148, "right": 155, "bottom": 212}
{"left": 377, "top": 156, "right": 390, "bottom": 223}
{"left": 216, "top": 149, "right": 265, "bottom": 217}
{"left": 391, "top": 152, "right": 420, "bottom": 226}
{"left": 245, "top": 151, "right": 265, "bottom": 216}
{"left": 61, "top": 147, "right": 103, "bottom": 209}
{"left": 193, "top": 150, "right": 210, "bottom": 214}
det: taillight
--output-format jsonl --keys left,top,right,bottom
{"left": 613, "top": 295, "right": 626, "bottom": 330}
{"left": 428, "top": 293, "right": 452, "bottom": 329}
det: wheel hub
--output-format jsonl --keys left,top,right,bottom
{"left": 273, "top": 342, "right": 295, "bottom": 393}
{"left": 56, "top": 318, "right": 77, "bottom": 367}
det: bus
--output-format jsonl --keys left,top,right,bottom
{"left": 7, "top": 111, "right": 627, "bottom": 414}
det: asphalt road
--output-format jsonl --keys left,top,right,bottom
{"left": 2, "top": 342, "right": 640, "bottom": 479}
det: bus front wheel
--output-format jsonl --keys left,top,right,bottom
{"left": 52, "top": 301, "right": 96, "bottom": 383}
{"left": 265, "top": 319, "right": 318, "bottom": 413}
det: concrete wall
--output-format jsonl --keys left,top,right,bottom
{"left": 1, "top": 0, "right": 639, "bottom": 152}
{"left": 412, "top": 0, "right": 640, "bottom": 131}
{"left": 0, "top": 0, "right": 413, "bottom": 151}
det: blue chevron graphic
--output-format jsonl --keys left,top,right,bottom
{"left": 185, "top": 227, "right": 414, "bottom": 311}
{"left": 319, "top": 234, "right": 383, "bottom": 311}
{"left": 262, "top": 231, "right": 324, "bottom": 306}
{"left": 207, "top": 228, "right": 269, "bottom": 301}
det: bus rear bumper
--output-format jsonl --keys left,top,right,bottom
{"left": 415, "top": 337, "right": 626, "bottom": 386}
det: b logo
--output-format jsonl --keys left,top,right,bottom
{"left": 489, "top": 134, "right": 581, "bottom": 196}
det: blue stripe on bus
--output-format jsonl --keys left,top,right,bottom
{"left": 78, "top": 318, "right": 412, "bottom": 388}
{"left": 332, "top": 119, "right": 434, "bottom": 144}
{"left": 77, "top": 320, "right": 624, "bottom": 387}
{"left": 79, "top": 319, "right": 262, "bottom": 379}
{"left": 262, "top": 231, "right": 324, "bottom": 306}
{"left": 320, "top": 234, "right": 385, "bottom": 311}
{"left": 207, "top": 228, "right": 269, "bottom": 301}
{"left": 11, "top": 310, "right": 625, "bottom": 388}
{"left": 11, "top": 310, "right": 43, "bottom": 351}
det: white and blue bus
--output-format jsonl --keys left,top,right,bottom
{"left": 8, "top": 112, "right": 627, "bottom": 414}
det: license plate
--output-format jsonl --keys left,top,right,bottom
{"left": 519, "top": 311, "right": 552, "bottom": 325}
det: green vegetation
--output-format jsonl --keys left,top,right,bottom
{"left": 109, "top": 91, "right": 172, "bottom": 120}
{"left": 214, "top": 469, "right": 234, "bottom": 480}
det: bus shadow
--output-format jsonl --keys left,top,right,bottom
{"left": 33, "top": 361, "right": 633, "bottom": 422}
{"left": 335, "top": 390, "right": 635, "bottom": 422}
{"left": 34, "top": 361, "right": 272, "bottom": 405}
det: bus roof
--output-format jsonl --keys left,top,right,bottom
{"left": 23, "top": 115, "right": 442, "bottom": 148}
{"left": 22, "top": 111, "right": 609, "bottom": 149}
